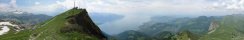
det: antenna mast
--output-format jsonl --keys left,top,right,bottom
{"left": 74, "top": 0, "right": 75, "bottom": 8}
{"left": 72, "top": 0, "right": 76, "bottom": 15}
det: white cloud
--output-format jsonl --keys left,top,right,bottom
{"left": 21, "top": 4, "right": 61, "bottom": 14}
{"left": 0, "top": 3, "right": 10, "bottom": 12}
{"left": 1, "top": 0, "right": 243, "bottom": 15}
{"left": 23, "top": 0, "right": 88, "bottom": 15}
{"left": 213, "top": 0, "right": 244, "bottom": 10}
{"left": 0, "top": 0, "right": 87, "bottom": 15}
{"left": 86, "top": 0, "right": 219, "bottom": 16}
{"left": 9, "top": 0, "right": 16, "bottom": 8}
{"left": 0, "top": 0, "right": 18, "bottom": 12}
{"left": 23, "top": 0, "right": 77, "bottom": 14}
{"left": 55, "top": 0, "right": 89, "bottom": 9}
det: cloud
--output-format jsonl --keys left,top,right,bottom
{"left": 86, "top": 0, "right": 244, "bottom": 17}
{"left": 0, "top": 0, "right": 17, "bottom": 12}
{"left": 21, "top": 3, "right": 62, "bottom": 14}
{"left": 56, "top": 0, "right": 86, "bottom": 9}
{"left": 22, "top": 0, "right": 89, "bottom": 15}
{"left": 0, "top": 3, "right": 10, "bottom": 12}
{"left": 86, "top": 0, "right": 219, "bottom": 16}
{"left": 1, "top": 0, "right": 243, "bottom": 15}
{"left": 213, "top": 0, "right": 244, "bottom": 10}
{"left": 22, "top": 0, "right": 78, "bottom": 14}
{"left": 9, "top": 0, "right": 16, "bottom": 8}
{"left": 0, "top": 0, "right": 86, "bottom": 15}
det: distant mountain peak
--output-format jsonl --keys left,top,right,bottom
{"left": 12, "top": 10, "right": 24, "bottom": 14}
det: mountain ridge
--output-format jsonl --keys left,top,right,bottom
{"left": 0, "top": 8, "right": 107, "bottom": 40}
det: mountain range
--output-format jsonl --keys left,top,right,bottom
{"left": 112, "top": 14, "right": 244, "bottom": 40}
{"left": 1, "top": 7, "right": 244, "bottom": 40}
{"left": 0, "top": 11, "right": 52, "bottom": 29}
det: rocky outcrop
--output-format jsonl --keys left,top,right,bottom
{"left": 62, "top": 8, "right": 107, "bottom": 40}
{"left": 208, "top": 21, "right": 219, "bottom": 34}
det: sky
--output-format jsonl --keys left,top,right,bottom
{"left": 0, "top": 0, "right": 244, "bottom": 16}
{"left": 0, "top": 0, "right": 244, "bottom": 35}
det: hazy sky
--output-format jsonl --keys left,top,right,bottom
{"left": 0, "top": 0, "right": 243, "bottom": 16}
{"left": 1, "top": 0, "right": 244, "bottom": 34}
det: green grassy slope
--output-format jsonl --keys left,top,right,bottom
{"left": 0, "top": 8, "right": 103, "bottom": 40}
{"left": 199, "top": 14, "right": 244, "bottom": 40}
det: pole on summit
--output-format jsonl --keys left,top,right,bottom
{"left": 74, "top": 0, "right": 75, "bottom": 8}
{"left": 72, "top": 0, "right": 76, "bottom": 15}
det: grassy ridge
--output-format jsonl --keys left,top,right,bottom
{"left": 0, "top": 8, "right": 99, "bottom": 40}
{"left": 200, "top": 15, "right": 244, "bottom": 40}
